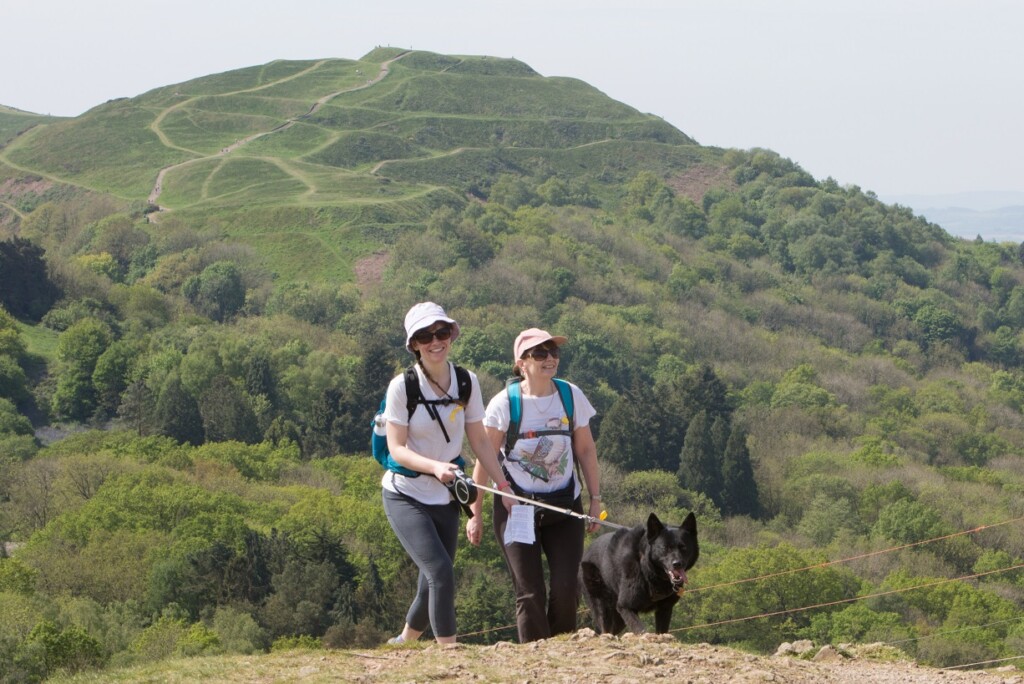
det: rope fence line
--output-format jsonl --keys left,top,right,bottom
{"left": 885, "top": 615, "right": 1024, "bottom": 646}
{"left": 670, "top": 562, "right": 1024, "bottom": 635}
{"left": 683, "top": 515, "right": 1024, "bottom": 596}
{"left": 943, "top": 654, "right": 1024, "bottom": 670}
{"left": 456, "top": 511, "right": 1024, "bottom": 647}
{"left": 459, "top": 607, "right": 591, "bottom": 640}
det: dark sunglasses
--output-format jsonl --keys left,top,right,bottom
{"left": 523, "top": 346, "right": 560, "bottom": 360}
{"left": 411, "top": 326, "right": 453, "bottom": 345}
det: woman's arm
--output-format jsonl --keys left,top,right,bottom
{"left": 386, "top": 421, "right": 457, "bottom": 482}
{"left": 465, "top": 425, "right": 513, "bottom": 545}
{"left": 467, "top": 421, "right": 513, "bottom": 511}
{"left": 573, "top": 425, "right": 602, "bottom": 533}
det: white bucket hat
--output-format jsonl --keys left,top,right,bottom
{"left": 404, "top": 302, "right": 460, "bottom": 352}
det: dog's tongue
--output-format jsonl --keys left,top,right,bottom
{"left": 669, "top": 569, "right": 688, "bottom": 586}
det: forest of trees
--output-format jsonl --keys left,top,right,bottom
{"left": 3, "top": 148, "right": 1024, "bottom": 680}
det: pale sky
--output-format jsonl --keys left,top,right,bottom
{"left": 2, "top": 0, "right": 1023, "bottom": 200}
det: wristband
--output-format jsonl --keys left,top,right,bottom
{"left": 590, "top": 494, "right": 602, "bottom": 501}
{"left": 498, "top": 481, "right": 512, "bottom": 491}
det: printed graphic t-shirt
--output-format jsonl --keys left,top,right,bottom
{"left": 483, "top": 381, "right": 595, "bottom": 496}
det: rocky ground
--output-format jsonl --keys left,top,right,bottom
{"left": 313, "top": 630, "right": 1021, "bottom": 684}
{"left": 55, "top": 629, "right": 1024, "bottom": 683}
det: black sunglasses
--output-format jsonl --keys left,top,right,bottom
{"left": 411, "top": 326, "right": 453, "bottom": 345}
{"left": 523, "top": 346, "right": 560, "bottom": 360}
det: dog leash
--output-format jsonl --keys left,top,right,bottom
{"left": 450, "top": 470, "right": 629, "bottom": 530}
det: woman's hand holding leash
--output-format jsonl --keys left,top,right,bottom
{"left": 586, "top": 497, "right": 602, "bottom": 533}
{"left": 434, "top": 461, "right": 458, "bottom": 483}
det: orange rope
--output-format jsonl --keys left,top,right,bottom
{"left": 684, "top": 516, "right": 1024, "bottom": 595}
{"left": 671, "top": 562, "right": 1024, "bottom": 634}
{"left": 456, "top": 516, "right": 1024, "bottom": 641}
{"left": 943, "top": 654, "right": 1024, "bottom": 670}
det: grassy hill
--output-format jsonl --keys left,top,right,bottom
{"left": 0, "top": 49, "right": 709, "bottom": 281}
{"left": 0, "top": 105, "right": 62, "bottom": 146}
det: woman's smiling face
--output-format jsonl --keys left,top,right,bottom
{"left": 517, "top": 343, "right": 560, "bottom": 380}
{"left": 411, "top": 323, "right": 452, "bottom": 362}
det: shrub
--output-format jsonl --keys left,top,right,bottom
{"left": 212, "top": 605, "right": 268, "bottom": 654}
{"left": 19, "top": 620, "right": 106, "bottom": 679}
{"left": 0, "top": 557, "right": 37, "bottom": 595}
{"left": 270, "top": 634, "right": 322, "bottom": 651}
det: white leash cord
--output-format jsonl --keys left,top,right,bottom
{"left": 472, "top": 480, "right": 629, "bottom": 530}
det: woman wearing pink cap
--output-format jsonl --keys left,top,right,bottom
{"left": 382, "top": 302, "right": 512, "bottom": 645}
{"left": 467, "top": 327, "right": 602, "bottom": 642}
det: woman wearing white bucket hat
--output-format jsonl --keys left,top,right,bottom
{"left": 381, "top": 302, "right": 511, "bottom": 645}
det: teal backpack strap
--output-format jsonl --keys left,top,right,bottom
{"left": 504, "top": 378, "right": 576, "bottom": 457}
{"left": 552, "top": 378, "right": 582, "bottom": 483}
{"left": 552, "top": 378, "right": 575, "bottom": 432}
{"left": 504, "top": 378, "right": 522, "bottom": 458}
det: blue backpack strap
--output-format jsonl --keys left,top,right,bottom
{"left": 503, "top": 378, "right": 575, "bottom": 455}
{"left": 504, "top": 378, "right": 523, "bottom": 458}
{"left": 553, "top": 378, "right": 575, "bottom": 431}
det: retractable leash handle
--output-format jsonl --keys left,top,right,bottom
{"left": 446, "top": 469, "right": 478, "bottom": 506}
{"left": 473, "top": 481, "right": 629, "bottom": 530}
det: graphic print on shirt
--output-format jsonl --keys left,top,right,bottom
{"left": 507, "top": 415, "right": 570, "bottom": 483}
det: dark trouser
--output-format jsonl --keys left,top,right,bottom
{"left": 492, "top": 494, "right": 584, "bottom": 643}
{"left": 382, "top": 488, "right": 460, "bottom": 638}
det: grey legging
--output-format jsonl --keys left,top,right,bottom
{"left": 382, "top": 488, "right": 460, "bottom": 638}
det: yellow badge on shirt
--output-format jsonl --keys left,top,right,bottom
{"left": 449, "top": 405, "right": 464, "bottom": 422}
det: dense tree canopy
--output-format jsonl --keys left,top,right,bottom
{"left": 3, "top": 147, "right": 1024, "bottom": 677}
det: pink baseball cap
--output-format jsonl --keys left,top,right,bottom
{"left": 513, "top": 328, "right": 568, "bottom": 360}
{"left": 404, "top": 302, "right": 460, "bottom": 352}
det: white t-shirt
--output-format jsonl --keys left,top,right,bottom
{"left": 381, "top": 363, "right": 485, "bottom": 505}
{"left": 484, "top": 380, "right": 595, "bottom": 496}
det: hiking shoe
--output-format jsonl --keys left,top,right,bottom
{"left": 387, "top": 635, "right": 405, "bottom": 645}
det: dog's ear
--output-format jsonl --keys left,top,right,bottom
{"left": 646, "top": 512, "right": 664, "bottom": 540}
{"left": 682, "top": 511, "right": 697, "bottom": 536}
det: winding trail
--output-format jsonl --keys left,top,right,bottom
{"left": 0, "top": 200, "right": 26, "bottom": 220}
{"left": 147, "top": 52, "right": 410, "bottom": 211}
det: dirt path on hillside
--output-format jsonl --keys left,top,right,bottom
{"left": 146, "top": 52, "right": 410, "bottom": 215}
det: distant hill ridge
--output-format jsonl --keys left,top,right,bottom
{"left": 882, "top": 191, "right": 1024, "bottom": 241}
{"left": 0, "top": 48, "right": 718, "bottom": 280}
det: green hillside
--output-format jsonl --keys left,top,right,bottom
{"left": 1, "top": 50, "right": 702, "bottom": 281}
{"left": 0, "top": 105, "right": 62, "bottom": 146}
{"left": 3, "top": 49, "right": 1024, "bottom": 680}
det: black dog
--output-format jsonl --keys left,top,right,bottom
{"left": 579, "top": 512, "right": 698, "bottom": 634}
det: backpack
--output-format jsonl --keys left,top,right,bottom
{"left": 502, "top": 377, "right": 575, "bottom": 461}
{"left": 371, "top": 364, "right": 472, "bottom": 478}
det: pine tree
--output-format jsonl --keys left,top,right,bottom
{"left": 155, "top": 375, "right": 204, "bottom": 445}
{"left": 677, "top": 410, "right": 721, "bottom": 497}
{"left": 709, "top": 416, "right": 730, "bottom": 508}
{"left": 0, "top": 237, "right": 61, "bottom": 321}
{"left": 596, "top": 383, "right": 668, "bottom": 471}
{"left": 199, "top": 375, "right": 260, "bottom": 444}
{"left": 118, "top": 378, "right": 155, "bottom": 436}
{"left": 654, "top": 362, "right": 733, "bottom": 473}
{"left": 720, "top": 424, "right": 760, "bottom": 518}
{"left": 334, "top": 339, "right": 395, "bottom": 453}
